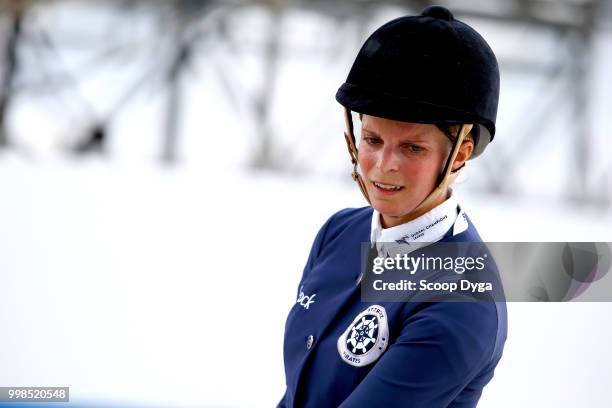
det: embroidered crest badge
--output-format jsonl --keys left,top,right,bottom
{"left": 337, "top": 305, "right": 389, "bottom": 367}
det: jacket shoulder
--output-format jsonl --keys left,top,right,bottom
{"left": 328, "top": 206, "right": 372, "bottom": 226}
{"left": 323, "top": 206, "right": 373, "bottom": 243}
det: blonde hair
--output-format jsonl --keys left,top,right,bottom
{"left": 436, "top": 124, "right": 475, "bottom": 164}
{"left": 447, "top": 124, "right": 475, "bottom": 144}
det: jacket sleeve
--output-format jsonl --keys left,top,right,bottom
{"left": 278, "top": 211, "right": 339, "bottom": 407}
{"left": 338, "top": 301, "right": 500, "bottom": 408}
{"left": 276, "top": 390, "right": 287, "bottom": 408}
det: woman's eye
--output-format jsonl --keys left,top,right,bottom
{"left": 403, "top": 144, "right": 425, "bottom": 153}
{"left": 364, "top": 137, "right": 382, "bottom": 145}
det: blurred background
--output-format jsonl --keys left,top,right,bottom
{"left": 0, "top": 0, "right": 611, "bottom": 407}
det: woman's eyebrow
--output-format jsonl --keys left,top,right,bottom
{"left": 402, "top": 135, "right": 431, "bottom": 143}
{"left": 361, "top": 128, "right": 379, "bottom": 136}
{"left": 362, "top": 127, "right": 431, "bottom": 143}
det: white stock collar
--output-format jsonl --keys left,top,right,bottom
{"left": 370, "top": 190, "right": 468, "bottom": 255}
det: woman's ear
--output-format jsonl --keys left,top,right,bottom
{"left": 452, "top": 138, "right": 474, "bottom": 171}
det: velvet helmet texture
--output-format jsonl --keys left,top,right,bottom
{"left": 336, "top": 5, "right": 500, "bottom": 158}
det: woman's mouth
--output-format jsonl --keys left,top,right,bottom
{"left": 372, "top": 181, "right": 404, "bottom": 194}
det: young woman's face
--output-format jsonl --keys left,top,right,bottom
{"left": 358, "top": 115, "right": 451, "bottom": 225}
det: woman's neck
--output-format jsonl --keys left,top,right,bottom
{"left": 381, "top": 188, "right": 450, "bottom": 228}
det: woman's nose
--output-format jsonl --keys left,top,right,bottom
{"left": 376, "top": 146, "right": 400, "bottom": 173}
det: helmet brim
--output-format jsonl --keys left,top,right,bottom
{"left": 336, "top": 83, "right": 494, "bottom": 158}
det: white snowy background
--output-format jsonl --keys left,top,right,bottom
{"left": 0, "top": 2, "right": 611, "bottom": 407}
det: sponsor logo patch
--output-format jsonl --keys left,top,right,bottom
{"left": 337, "top": 305, "right": 389, "bottom": 367}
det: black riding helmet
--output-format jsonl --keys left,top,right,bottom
{"left": 336, "top": 5, "right": 500, "bottom": 158}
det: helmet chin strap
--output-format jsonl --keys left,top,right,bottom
{"left": 342, "top": 108, "right": 472, "bottom": 222}
{"left": 344, "top": 108, "right": 371, "bottom": 204}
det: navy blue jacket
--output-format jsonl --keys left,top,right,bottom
{"left": 278, "top": 207, "right": 507, "bottom": 408}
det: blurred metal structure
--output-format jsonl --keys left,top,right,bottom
{"left": 0, "top": 0, "right": 610, "bottom": 205}
{"left": 0, "top": 0, "right": 26, "bottom": 147}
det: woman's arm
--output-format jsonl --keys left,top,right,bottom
{"left": 338, "top": 301, "right": 501, "bottom": 408}
{"left": 278, "top": 210, "right": 343, "bottom": 407}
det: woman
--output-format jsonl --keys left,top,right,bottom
{"left": 278, "top": 6, "right": 507, "bottom": 407}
